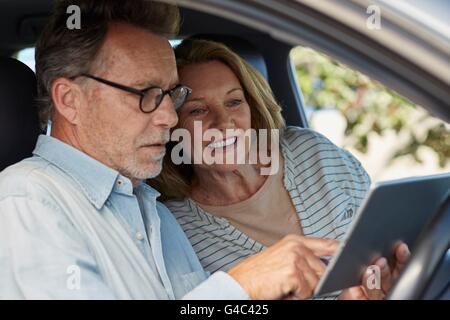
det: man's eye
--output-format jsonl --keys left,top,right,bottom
{"left": 227, "top": 99, "right": 242, "bottom": 107}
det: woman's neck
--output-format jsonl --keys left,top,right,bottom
{"left": 191, "top": 164, "right": 267, "bottom": 206}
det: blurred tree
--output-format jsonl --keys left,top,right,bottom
{"left": 291, "top": 47, "right": 450, "bottom": 168}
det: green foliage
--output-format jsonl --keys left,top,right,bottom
{"left": 291, "top": 47, "right": 450, "bottom": 167}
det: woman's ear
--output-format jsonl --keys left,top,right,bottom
{"left": 51, "top": 77, "right": 84, "bottom": 125}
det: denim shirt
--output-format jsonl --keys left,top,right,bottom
{"left": 0, "top": 135, "right": 248, "bottom": 300}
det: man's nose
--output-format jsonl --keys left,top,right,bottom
{"left": 151, "top": 95, "right": 178, "bottom": 128}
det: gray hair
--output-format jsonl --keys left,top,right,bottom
{"left": 35, "top": 0, "right": 180, "bottom": 129}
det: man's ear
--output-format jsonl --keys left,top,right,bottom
{"left": 51, "top": 77, "right": 84, "bottom": 125}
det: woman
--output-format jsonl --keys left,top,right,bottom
{"left": 150, "top": 39, "right": 408, "bottom": 299}
{"left": 150, "top": 39, "right": 409, "bottom": 299}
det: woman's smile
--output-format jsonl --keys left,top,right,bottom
{"left": 206, "top": 136, "right": 238, "bottom": 155}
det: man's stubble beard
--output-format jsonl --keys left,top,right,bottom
{"left": 122, "top": 149, "right": 165, "bottom": 180}
{"left": 81, "top": 113, "right": 169, "bottom": 181}
{"left": 124, "top": 131, "right": 170, "bottom": 180}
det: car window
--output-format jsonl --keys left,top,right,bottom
{"left": 16, "top": 47, "right": 35, "bottom": 72}
{"left": 290, "top": 45, "right": 450, "bottom": 183}
{"left": 15, "top": 39, "right": 183, "bottom": 73}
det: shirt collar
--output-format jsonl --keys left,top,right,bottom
{"left": 33, "top": 135, "right": 122, "bottom": 210}
{"left": 136, "top": 181, "right": 161, "bottom": 199}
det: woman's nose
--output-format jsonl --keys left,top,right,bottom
{"left": 211, "top": 108, "right": 234, "bottom": 130}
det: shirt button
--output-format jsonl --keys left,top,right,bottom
{"left": 135, "top": 231, "right": 145, "bottom": 241}
{"left": 117, "top": 180, "right": 123, "bottom": 186}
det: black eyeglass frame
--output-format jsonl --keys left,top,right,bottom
{"left": 77, "top": 73, "right": 192, "bottom": 113}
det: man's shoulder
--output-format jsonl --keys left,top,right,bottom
{"left": 0, "top": 157, "right": 47, "bottom": 193}
{"left": 0, "top": 156, "right": 69, "bottom": 201}
{"left": 0, "top": 157, "right": 79, "bottom": 228}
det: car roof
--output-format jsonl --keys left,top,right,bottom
{"left": 0, "top": 0, "right": 449, "bottom": 124}
{"left": 0, "top": 0, "right": 308, "bottom": 127}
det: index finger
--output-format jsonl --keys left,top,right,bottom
{"left": 299, "top": 237, "right": 340, "bottom": 256}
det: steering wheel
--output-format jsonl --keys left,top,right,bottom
{"left": 387, "top": 196, "right": 450, "bottom": 300}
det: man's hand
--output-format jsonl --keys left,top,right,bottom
{"left": 227, "top": 235, "right": 339, "bottom": 300}
{"left": 340, "top": 242, "right": 411, "bottom": 300}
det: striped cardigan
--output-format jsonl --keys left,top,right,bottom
{"left": 164, "top": 126, "right": 371, "bottom": 275}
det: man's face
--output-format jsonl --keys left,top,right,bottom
{"left": 77, "top": 23, "right": 178, "bottom": 182}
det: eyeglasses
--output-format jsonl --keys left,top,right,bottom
{"left": 77, "top": 74, "right": 192, "bottom": 113}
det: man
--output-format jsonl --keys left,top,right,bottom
{"left": 0, "top": 0, "right": 407, "bottom": 299}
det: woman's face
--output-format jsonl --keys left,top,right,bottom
{"left": 177, "top": 60, "right": 252, "bottom": 173}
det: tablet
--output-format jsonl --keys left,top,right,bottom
{"left": 314, "top": 173, "right": 450, "bottom": 297}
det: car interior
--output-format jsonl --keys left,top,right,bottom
{"left": 0, "top": 2, "right": 309, "bottom": 170}
{"left": 0, "top": 0, "right": 448, "bottom": 299}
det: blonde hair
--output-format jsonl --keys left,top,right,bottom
{"left": 149, "top": 39, "right": 285, "bottom": 200}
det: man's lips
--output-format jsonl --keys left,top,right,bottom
{"left": 140, "top": 140, "right": 169, "bottom": 149}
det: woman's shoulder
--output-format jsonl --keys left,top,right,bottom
{"left": 282, "top": 126, "right": 336, "bottom": 150}
{"left": 281, "top": 126, "right": 371, "bottom": 185}
{"left": 281, "top": 126, "right": 344, "bottom": 163}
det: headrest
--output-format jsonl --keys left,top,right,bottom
{"left": 190, "top": 34, "right": 268, "bottom": 80}
{"left": 0, "top": 57, "right": 40, "bottom": 171}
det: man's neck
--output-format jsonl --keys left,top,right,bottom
{"left": 51, "top": 120, "right": 140, "bottom": 189}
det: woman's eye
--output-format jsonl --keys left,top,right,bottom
{"left": 189, "top": 108, "right": 206, "bottom": 116}
{"left": 227, "top": 99, "right": 242, "bottom": 107}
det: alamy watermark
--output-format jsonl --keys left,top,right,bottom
{"left": 66, "top": 5, "right": 81, "bottom": 30}
{"left": 366, "top": 5, "right": 382, "bottom": 30}
{"left": 365, "top": 265, "right": 381, "bottom": 290}
{"left": 66, "top": 264, "right": 81, "bottom": 291}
